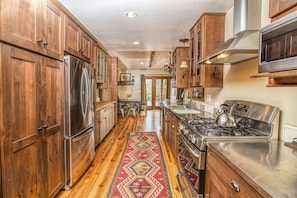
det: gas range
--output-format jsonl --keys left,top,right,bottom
{"left": 178, "top": 100, "right": 280, "bottom": 151}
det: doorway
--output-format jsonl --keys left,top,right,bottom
{"left": 145, "top": 76, "right": 171, "bottom": 110}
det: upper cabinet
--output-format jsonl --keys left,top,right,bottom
{"left": 190, "top": 13, "right": 225, "bottom": 87}
{"left": 172, "top": 47, "right": 190, "bottom": 88}
{"left": 96, "top": 48, "right": 108, "bottom": 88}
{"left": 269, "top": 0, "right": 297, "bottom": 20}
{"left": 0, "top": 0, "right": 64, "bottom": 61}
{"left": 64, "top": 16, "right": 92, "bottom": 62}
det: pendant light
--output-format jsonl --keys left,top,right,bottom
{"left": 180, "top": 60, "right": 188, "bottom": 68}
{"left": 179, "top": 38, "right": 189, "bottom": 68}
{"left": 164, "top": 51, "right": 173, "bottom": 73}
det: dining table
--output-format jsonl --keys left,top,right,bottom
{"left": 118, "top": 99, "right": 144, "bottom": 116}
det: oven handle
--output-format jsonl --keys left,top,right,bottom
{"left": 178, "top": 132, "right": 201, "bottom": 158}
{"left": 176, "top": 171, "right": 187, "bottom": 198}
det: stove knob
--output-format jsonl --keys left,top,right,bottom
{"left": 188, "top": 134, "right": 192, "bottom": 140}
{"left": 191, "top": 135, "right": 196, "bottom": 144}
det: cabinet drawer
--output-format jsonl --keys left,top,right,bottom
{"left": 207, "top": 149, "right": 262, "bottom": 197}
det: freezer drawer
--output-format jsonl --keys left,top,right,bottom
{"left": 64, "top": 127, "right": 95, "bottom": 189}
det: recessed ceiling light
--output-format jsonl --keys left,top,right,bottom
{"left": 140, "top": 62, "right": 144, "bottom": 65}
{"left": 125, "top": 11, "right": 137, "bottom": 18}
{"left": 133, "top": 41, "right": 140, "bottom": 45}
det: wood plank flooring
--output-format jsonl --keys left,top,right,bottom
{"left": 57, "top": 110, "right": 182, "bottom": 198}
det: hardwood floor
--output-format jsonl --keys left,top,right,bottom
{"left": 57, "top": 110, "right": 182, "bottom": 198}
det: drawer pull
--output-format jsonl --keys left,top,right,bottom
{"left": 231, "top": 180, "right": 240, "bottom": 192}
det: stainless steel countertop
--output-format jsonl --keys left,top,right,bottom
{"left": 209, "top": 140, "right": 297, "bottom": 198}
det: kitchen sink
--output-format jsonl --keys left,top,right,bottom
{"left": 172, "top": 109, "right": 201, "bottom": 114}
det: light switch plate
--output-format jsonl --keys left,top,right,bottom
{"left": 283, "top": 124, "right": 297, "bottom": 142}
{"left": 206, "top": 94, "right": 211, "bottom": 102}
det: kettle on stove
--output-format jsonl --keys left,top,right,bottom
{"left": 216, "top": 104, "right": 236, "bottom": 127}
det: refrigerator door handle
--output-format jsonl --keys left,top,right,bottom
{"left": 80, "top": 68, "right": 89, "bottom": 119}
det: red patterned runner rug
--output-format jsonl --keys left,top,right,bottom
{"left": 107, "top": 132, "right": 172, "bottom": 198}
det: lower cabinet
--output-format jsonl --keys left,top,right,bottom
{"left": 94, "top": 103, "right": 115, "bottom": 147}
{"left": 163, "top": 109, "right": 178, "bottom": 159}
{"left": 205, "top": 146, "right": 271, "bottom": 198}
{"left": 95, "top": 110, "right": 101, "bottom": 147}
{"left": 0, "top": 44, "right": 64, "bottom": 198}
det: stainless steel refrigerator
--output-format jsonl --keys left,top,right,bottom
{"left": 63, "top": 55, "right": 95, "bottom": 189}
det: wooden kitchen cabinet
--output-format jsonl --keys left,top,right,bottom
{"left": 163, "top": 109, "right": 179, "bottom": 159}
{"left": 64, "top": 16, "right": 92, "bottom": 62}
{"left": 172, "top": 47, "right": 190, "bottom": 88}
{"left": 0, "top": 0, "right": 64, "bottom": 61}
{"left": 269, "top": 0, "right": 297, "bottom": 20}
{"left": 100, "top": 107, "right": 109, "bottom": 142}
{"left": 205, "top": 146, "right": 272, "bottom": 198}
{"left": 91, "top": 41, "right": 98, "bottom": 65}
{"left": 95, "top": 110, "right": 101, "bottom": 147}
{"left": 0, "top": 44, "right": 64, "bottom": 198}
{"left": 97, "top": 48, "right": 108, "bottom": 89}
{"left": 189, "top": 13, "right": 225, "bottom": 88}
{"left": 97, "top": 103, "right": 115, "bottom": 143}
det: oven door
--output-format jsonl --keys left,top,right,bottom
{"left": 176, "top": 133, "right": 205, "bottom": 198}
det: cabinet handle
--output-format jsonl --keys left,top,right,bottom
{"left": 79, "top": 48, "right": 84, "bottom": 54}
{"left": 230, "top": 180, "right": 240, "bottom": 192}
{"left": 37, "top": 38, "right": 43, "bottom": 43}
{"left": 37, "top": 125, "right": 48, "bottom": 131}
{"left": 43, "top": 41, "right": 48, "bottom": 46}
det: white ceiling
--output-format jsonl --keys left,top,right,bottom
{"left": 58, "top": 0, "right": 234, "bottom": 70}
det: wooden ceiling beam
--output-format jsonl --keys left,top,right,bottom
{"left": 149, "top": 51, "right": 155, "bottom": 68}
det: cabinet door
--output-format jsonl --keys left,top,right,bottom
{"left": 40, "top": 57, "right": 64, "bottom": 197}
{"left": 43, "top": 0, "right": 64, "bottom": 61}
{"left": 0, "top": 0, "right": 43, "bottom": 53}
{"left": 205, "top": 167, "right": 229, "bottom": 197}
{"left": 95, "top": 111, "right": 101, "bottom": 147}
{"left": 175, "top": 47, "right": 190, "bottom": 88}
{"left": 100, "top": 107, "right": 108, "bottom": 141}
{"left": 109, "top": 104, "right": 115, "bottom": 131}
{"left": 65, "top": 16, "right": 81, "bottom": 58}
{"left": 190, "top": 24, "right": 200, "bottom": 87}
{"left": 200, "top": 65, "right": 223, "bottom": 88}
{"left": 91, "top": 41, "right": 98, "bottom": 65}
{"left": 80, "top": 31, "right": 92, "bottom": 62}
{"left": 172, "top": 116, "right": 178, "bottom": 159}
{"left": 0, "top": 45, "right": 42, "bottom": 198}
{"left": 205, "top": 147, "right": 266, "bottom": 197}
{"left": 269, "top": 0, "right": 297, "bottom": 18}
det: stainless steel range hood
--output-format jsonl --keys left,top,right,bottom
{"left": 200, "top": 0, "right": 262, "bottom": 65}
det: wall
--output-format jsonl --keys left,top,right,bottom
{"left": 200, "top": 1, "right": 297, "bottom": 139}
{"left": 117, "top": 69, "right": 169, "bottom": 100}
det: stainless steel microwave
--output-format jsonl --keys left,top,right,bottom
{"left": 259, "top": 11, "right": 297, "bottom": 73}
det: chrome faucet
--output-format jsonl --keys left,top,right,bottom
{"left": 181, "top": 88, "right": 193, "bottom": 108}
